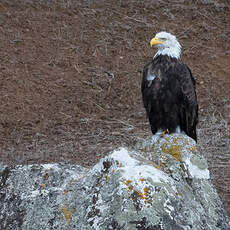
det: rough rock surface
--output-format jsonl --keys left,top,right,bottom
{"left": 1, "top": 134, "right": 230, "bottom": 230}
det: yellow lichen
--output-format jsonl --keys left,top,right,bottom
{"left": 124, "top": 180, "right": 132, "bottom": 186}
{"left": 154, "top": 164, "right": 161, "bottom": 169}
{"left": 173, "top": 138, "right": 178, "bottom": 144}
{"left": 62, "top": 208, "right": 72, "bottom": 222}
{"left": 105, "top": 175, "right": 110, "bottom": 182}
{"left": 191, "top": 145, "right": 197, "bottom": 152}
{"left": 139, "top": 178, "right": 145, "bottom": 182}
{"left": 128, "top": 185, "right": 133, "bottom": 191}
{"left": 144, "top": 187, "right": 149, "bottom": 196}
{"left": 161, "top": 143, "right": 167, "bottom": 153}
{"left": 165, "top": 137, "right": 170, "bottom": 142}
{"left": 138, "top": 192, "right": 144, "bottom": 199}
{"left": 161, "top": 143, "right": 182, "bottom": 161}
{"left": 168, "top": 145, "right": 181, "bottom": 161}
{"left": 40, "top": 184, "right": 46, "bottom": 189}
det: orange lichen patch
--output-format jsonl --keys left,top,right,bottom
{"left": 154, "top": 164, "right": 161, "bottom": 169}
{"left": 115, "top": 160, "right": 119, "bottom": 165}
{"left": 139, "top": 178, "right": 145, "bottom": 182}
{"left": 173, "top": 138, "right": 178, "bottom": 144}
{"left": 191, "top": 145, "right": 197, "bottom": 152}
{"left": 105, "top": 175, "right": 110, "bottom": 182}
{"left": 61, "top": 208, "right": 72, "bottom": 222}
{"left": 119, "top": 163, "right": 122, "bottom": 167}
{"left": 63, "top": 190, "right": 69, "bottom": 195}
{"left": 124, "top": 179, "right": 132, "bottom": 186}
{"left": 140, "top": 191, "right": 150, "bottom": 201}
{"left": 168, "top": 145, "right": 181, "bottom": 161}
{"left": 161, "top": 143, "right": 182, "bottom": 161}
{"left": 40, "top": 184, "right": 46, "bottom": 189}
{"left": 138, "top": 192, "right": 144, "bottom": 199}
{"left": 161, "top": 143, "right": 167, "bottom": 153}
{"left": 144, "top": 187, "right": 149, "bottom": 196}
{"left": 128, "top": 185, "right": 133, "bottom": 191}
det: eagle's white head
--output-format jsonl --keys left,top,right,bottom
{"left": 150, "top": 31, "right": 181, "bottom": 59}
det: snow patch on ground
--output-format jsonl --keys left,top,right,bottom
{"left": 41, "top": 163, "right": 61, "bottom": 171}
{"left": 184, "top": 156, "right": 210, "bottom": 179}
{"left": 110, "top": 148, "right": 171, "bottom": 184}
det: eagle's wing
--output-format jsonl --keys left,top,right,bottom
{"left": 172, "top": 62, "right": 198, "bottom": 141}
{"left": 141, "top": 62, "right": 158, "bottom": 117}
{"left": 141, "top": 62, "right": 163, "bottom": 107}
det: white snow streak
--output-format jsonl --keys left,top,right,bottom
{"left": 184, "top": 156, "right": 210, "bottom": 179}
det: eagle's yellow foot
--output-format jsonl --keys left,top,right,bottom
{"left": 161, "top": 129, "right": 169, "bottom": 137}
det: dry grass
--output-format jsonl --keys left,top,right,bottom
{"left": 198, "top": 105, "right": 230, "bottom": 212}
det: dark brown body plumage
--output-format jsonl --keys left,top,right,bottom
{"left": 141, "top": 55, "right": 198, "bottom": 142}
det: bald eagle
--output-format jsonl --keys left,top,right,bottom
{"left": 141, "top": 32, "right": 198, "bottom": 142}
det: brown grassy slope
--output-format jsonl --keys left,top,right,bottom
{"left": 0, "top": 0, "right": 230, "bottom": 213}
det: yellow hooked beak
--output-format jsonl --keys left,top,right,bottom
{"left": 150, "top": 37, "right": 164, "bottom": 47}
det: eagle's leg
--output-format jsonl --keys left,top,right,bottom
{"left": 161, "top": 129, "right": 169, "bottom": 137}
{"left": 147, "top": 80, "right": 152, "bottom": 87}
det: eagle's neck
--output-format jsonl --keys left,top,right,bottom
{"left": 154, "top": 44, "right": 181, "bottom": 59}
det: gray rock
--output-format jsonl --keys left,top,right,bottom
{"left": 0, "top": 134, "right": 230, "bottom": 229}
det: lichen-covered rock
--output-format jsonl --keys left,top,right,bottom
{"left": 0, "top": 134, "right": 230, "bottom": 229}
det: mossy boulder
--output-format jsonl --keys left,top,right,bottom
{"left": 0, "top": 134, "right": 229, "bottom": 229}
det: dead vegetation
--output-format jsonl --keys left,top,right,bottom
{"left": 0, "top": 0, "right": 230, "bottom": 213}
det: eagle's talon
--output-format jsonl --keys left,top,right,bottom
{"left": 161, "top": 129, "right": 169, "bottom": 137}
